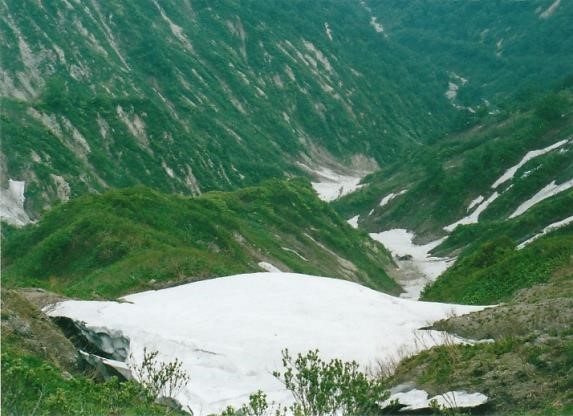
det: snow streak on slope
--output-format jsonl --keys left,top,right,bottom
{"left": 509, "top": 179, "right": 573, "bottom": 218}
{"left": 379, "top": 189, "right": 408, "bottom": 208}
{"left": 369, "top": 230, "right": 453, "bottom": 299}
{"left": 517, "top": 215, "right": 573, "bottom": 249}
{"left": 443, "top": 138, "right": 571, "bottom": 231}
{"left": 0, "top": 179, "right": 32, "bottom": 226}
{"left": 444, "top": 192, "right": 500, "bottom": 232}
{"left": 347, "top": 214, "right": 360, "bottom": 228}
{"left": 47, "top": 273, "right": 484, "bottom": 415}
{"left": 491, "top": 138, "right": 570, "bottom": 189}
{"left": 466, "top": 195, "right": 485, "bottom": 212}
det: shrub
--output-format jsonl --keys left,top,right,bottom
{"left": 130, "top": 348, "right": 190, "bottom": 401}
{"left": 221, "top": 349, "right": 388, "bottom": 416}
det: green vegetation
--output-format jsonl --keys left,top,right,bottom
{"left": 1, "top": 350, "right": 185, "bottom": 416}
{"left": 219, "top": 349, "right": 389, "bottom": 416}
{"left": 334, "top": 88, "right": 573, "bottom": 237}
{"left": 2, "top": 179, "right": 398, "bottom": 299}
{"left": 392, "top": 275, "right": 573, "bottom": 415}
{"left": 421, "top": 228, "right": 573, "bottom": 304}
{"left": 4, "top": 1, "right": 573, "bottom": 215}
{"left": 1, "top": 288, "right": 186, "bottom": 415}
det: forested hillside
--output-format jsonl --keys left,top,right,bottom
{"left": 2, "top": 0, "right": 572, "bottom": 219}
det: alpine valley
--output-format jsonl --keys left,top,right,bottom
{"left": 1, "top": 1, "right": 572, "bottom": 415}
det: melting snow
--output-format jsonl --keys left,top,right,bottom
{"left": 303, "top": 166, "right": 366, "bottom": 202}
{"left": 379, "top": 189, "right": 408, "bottom": 208}
{"left": 347, "top": 215, "right": 360, "bottom": 229}
{"left": 370, "top": 16, "right": 384, "bottom": 33}
{"left": 517, "top": 215, "right": 573, "bottom": 249}
{"left": 467, "top": 195, "right": 485, "bottom": 212}
{"left": 258, "top": 262, "right": 283, "bottom": 273}
{"left": 491, "top": 139, "right": 570, "bottom": 189}
{"left": 324, "top": 22, "right": 333, "bottom": 41}
{"left": 540, "top": 0, "right": 561, "bottom": 19}
{"left": 369, "top": 229, "right": 453, "bottom": 299}
{"left": 509, "top": 179, "right": 573, "bottom": 219}
{"left": 444, "top": 192, "right": 500, "bottom": 232}
{"left": 46, "top": 273, "right": 485, "bottom": 415}
{"left": 0, "top": 179, "right": 32, "bottom": 226}
{"left": 383, "top": 388, "right": 487, "bottom": 411}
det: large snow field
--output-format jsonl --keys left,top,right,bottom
{"left": 47, "top": 273, "right": 485, "bottom": 415}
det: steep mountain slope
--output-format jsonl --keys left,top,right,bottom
{"left": 1, "top": 0, "right": 452, "bottom": 218}
{"left": 2, "top": 179, "right": 399, "bottom": 298}
{"left": 2, "top": 0, "right": 573, "bottom": 221}
{"left": 334, "top": 87, "right": 573, "bottom": 306}
{"left": 335, "top": 88, "right": 573, "bottom": 242}
{"left": 368, "top": 0, "right": 573, "bottom": 109}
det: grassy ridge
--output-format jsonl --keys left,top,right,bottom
{"left": 2, "top": 179, "right": 399, "bottom": 298}
{"left": 421, "top": 226, "right": 573, "bottom": 304}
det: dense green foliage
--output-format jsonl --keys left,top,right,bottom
{"left": 220, "top": 349, "right": 389, "bottom": 416}
{"left": 421, "top": 228, "right": 573, "bottom": 304}
{"left": 1, "top": 0, "right": 456, "bottom": 215}
{"left": 1, "top": 289, "right": 185, "bottom": 415}
{"left": 371, "top": 0, "right": 573, "bottom": 108}
{"left": 3, "top": 0, "right": 573, "bottom": 215}
{"left": 335, "top": 88, "right": 573, "bottom": 237}
{"left": 2, "top": 179, "right": 398, "bottom": 298}
{"left": 1, "top": 350, "right": 184, "bottom": 416}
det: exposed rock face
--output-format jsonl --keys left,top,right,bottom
{"left": 1, "top": 289, "right": 77, "bottom": 371}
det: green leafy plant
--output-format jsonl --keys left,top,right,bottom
{"left": 130, "top": 348, "right": 190, "bottom": 401}
{"left": 219, "top": 349, "right": 388, "bottom": 416}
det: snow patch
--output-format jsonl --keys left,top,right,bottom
{"left": 46, "top": 273, "right": 485, "bottom": 415}
{"left": 444, "top": 192, "right": 500, "bottom": 232}
{"left": 540, "top": 0, "right": 561, "bottom": 19}
{"left": 258, "top": 262, "right": 282, "bottom": 273}
{"left": 369, "top": 230, "right": 453, "bottom": 299}
{"left": 379, "top": 189, "right": 408, "bottom": 208}
{"left": 347, "top": 215, "right": 360, "bottom": 229}
{"left": 370, "top": 16, "right": 384, "bottom": 33}
{"left": 491, "top": 139, "right": 570, "bottom": 189}
{"left": 517, "top": 216, "right": 573, "bottom": 249}
{"left": 299, "top": 165, "right": 366, "bottom": 202}
{"left": 467, "top": 195, "right": 485, "bottom": 212}
{"left": 324, "top": 22, "right": 333, "bottom": 41}
{"left": 509, "top": 179, "right": 573, "bottom": 218}
{"left": 281, "top": 247, "right": 308, "bottom": 261}
{"left": 0, "top": 179, "right": 32, "bottom": 226}
{"left": 383, "top": 388, "right": 487, "bottom": 411}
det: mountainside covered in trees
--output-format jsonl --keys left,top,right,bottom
{"left": 2, "top": 0, "right": 572, "bottom": 219}
{"left": 2, "top": 1, "right": 573, "bottom": 415}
